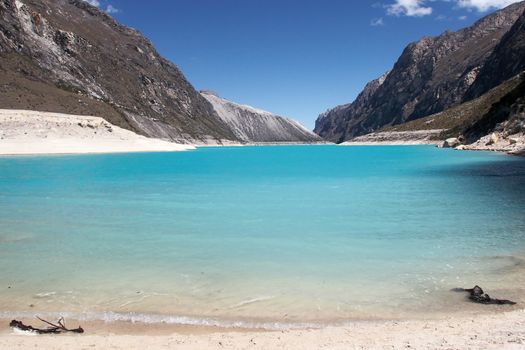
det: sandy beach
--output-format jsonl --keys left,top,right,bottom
{"left": 0, "top": 308, "right": 524, "bottom": 349}
{"left": 0, "top": 109, "right": 195, "bottom": 155}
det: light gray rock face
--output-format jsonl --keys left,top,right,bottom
{"left": 442, "top": 138, "right": 461, "bottom": 148}
{"left": 201, "top": 91, "right": 322, "bottom": 143}
{"left": 0, "top": 0, "right": 239, "bottom": 144}
{"left": 314, "top": 2, "right": 525, "bottom": 143}
{"left": 465, "top": 7, "right": 525, "bottom": 100}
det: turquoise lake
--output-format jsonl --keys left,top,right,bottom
{"left": 1, "top": 145, "right": 525, "bottom": 328}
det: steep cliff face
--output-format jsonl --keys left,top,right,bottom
{"left": 315, "top": 2, "right": 525, "bottom": 143}
{"left": 0, "top": 0, "right": 239, "bottom": 144}
{"left": 381, "top": 73, "right": 525, "bottom": 136}
{"left": 201, "top": 91, "right": 322, "bottom": 143}
{"left": 464, "top": 8, "right": 525, "bottom": 100}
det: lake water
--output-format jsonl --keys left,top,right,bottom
{"left": 1, "top": 145, "right": 525, "bottom": 329}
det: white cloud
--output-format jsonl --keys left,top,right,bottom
{"left": 386, "top": 0, "right": 433, "bottom": 17}
{"left": 82, "top": 0, "right": 100, "bottom": 7}
{"left": 370, "top": 17, "right": 385, "bottom": 26}
{"left": 82, "top": 0, "right": 120, "bottom": 14}
{"left": 458, "top": 15, "right": 468, "bottom": 19}
{"left": 456, "top": 0, "right": 522, "bottom": 11}
{"left": 105, "top": 4, "right": 120, "bottom": 14}
{"left": 382, "top": 0, "right": 520, "bottom": 19}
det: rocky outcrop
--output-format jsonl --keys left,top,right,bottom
{"left": 459, "top": 132, "right": 525, "bottom": 154}
{"left": 441, "top": 138, "right": 461, "bottom": 148}
{"left": 457, "top": 73, "right": 525, "bottom": 153}
{"left": 201, "top": 91, "right": 322, "bottom": 143}
{"left": 0, "top": 0, "right": 239, "bottom": 144}
{"left": 462, "top": 73, "right": 525, "bottom": 143}
{"left": 315, "top": 2, "right": 525, "bottom": 143}
{"left": 465, "top": 7, "right": 525, "bottom": 100}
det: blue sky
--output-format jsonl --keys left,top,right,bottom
{"left": 86, "top": 0, "right": 521, "bottom": 129}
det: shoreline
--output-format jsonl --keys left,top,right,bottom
{"left": 1, "top": 308, "right": 524, "bottom": 349}
{"left": 1, "top": 300, "right": 524, "bottom": 331}
{"left": 342, "top": 130, "right": 525, "bottom": 155}
{"left": 0, "top": 109, "right": 334, "bottom": 156}
{"left": 0, "top": 109, "right": 521, "bottom": 156}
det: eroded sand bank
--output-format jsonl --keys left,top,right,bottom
{"left": 0, "top": 109, "right": 194, "bottom": 155}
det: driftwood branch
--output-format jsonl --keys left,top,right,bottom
{"left": 452, "top": 285, "right": 516, "bottom": 305}
{"left": 10, "top": 317, "right": 84, "bottom": 334}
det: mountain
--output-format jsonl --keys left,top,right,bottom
{"left": 0, "top": 0, "right": 239, "bottom": 144}
{"left": 201, "top": 91, "right": 322, "bottom": 143}
{"left": 365, "top": 4, "right": 525, "bottom": 152}
{"left": 314, "top": 2, "right": 525, "bottom": 143}
{"left": 464, "top": 7, "right": 525, "bottom": 100}
{"left": 462, "top": 73, "right": 525, "bottom": 144}
{"left": 381, "top": 72, "right": 523, "bottom": 138}
{"left": 315, "top": 71, "right": 389, "bottom": 143}
{"left": 370, "top": 71, "right": 525, "bottom": 153}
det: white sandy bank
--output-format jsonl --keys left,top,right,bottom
{"left": 0, "top": 109, "right": 194, "bottom": 155}
{"left": 1, "top": 309, "right": 524, "bottom": 349}
{"left": 341, "top": 130, "right": 444, "bottom": 146}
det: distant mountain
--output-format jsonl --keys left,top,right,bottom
{"left": 314, "top": 2, "right": 525, "bottom": 143}
{"left": 315, "top": 71, "right": 389, "bottom": 143}
{"left": 201, "top": 91, "right": 322, "bottom": 143}
{"left": 0, "top": 0, "right": 238, "bottom": 144}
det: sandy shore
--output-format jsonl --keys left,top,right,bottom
{"left": 0, "top": 308, "right": 524, "bottom": 349}
{"left": 0, "top": 109, "right": 194, "bottom": 155}
{"left": 341, "top": 130, "right": 444, "bottom": 146}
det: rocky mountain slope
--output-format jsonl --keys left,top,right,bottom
{"left": 382, "top": 73, "right": 523, "bottom": 136}
{"left": 0, "top": 0, "right": 239, "bottom": 144}
{"left": 315, "top": 2, "right": 525, "bottom": 143}
{"left": 353, "top": 72, "right": 525, "bottom": 154}
{"left": 316, "top": 71, "right": 389, "bottom": 143}
{"left": 201, "top": 91, "right": 322, "bottom": 143}
{"left": 464, "top": 6, "right": 525, "bottom": 100}
{"left": 354, "top": 4, "right": 525, "bottom": 154}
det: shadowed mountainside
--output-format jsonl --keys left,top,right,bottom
{"left": 315, "top": 2, "right": 525, "bottom": 143}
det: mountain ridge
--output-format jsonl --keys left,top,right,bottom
{"left": 314, "top": 1, "right": 525, "bottom": 143}
{"left": 201, "top": 91, "right": 322, "bottom": 143}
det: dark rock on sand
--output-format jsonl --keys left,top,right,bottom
{"left": 452, "top": 285, "right": 516, "bottom": 305}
